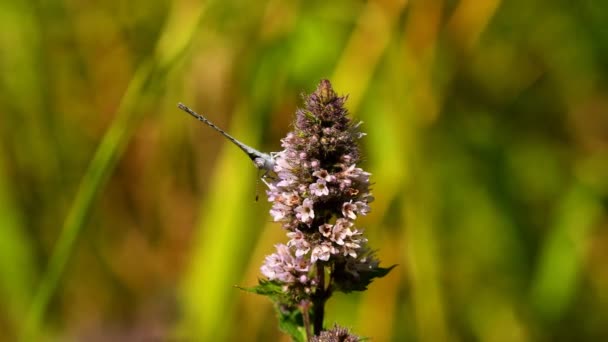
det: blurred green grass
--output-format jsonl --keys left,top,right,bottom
{"left": 1, "top": 0, "right": 607, "bottom": 341}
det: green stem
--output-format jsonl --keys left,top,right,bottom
{"left": 313, "top": 262, "right": 327, "bottom": 335}
{"left": 301, "top": 300, "right": 312, "bottom": 341}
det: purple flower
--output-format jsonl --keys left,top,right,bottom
{"left": 342, "top": 201, "right": 357, "bottom": 220}
{"left": 331, "top": 218, "right": 352, "bottom": 245}
{"left": 260, "top": 244, "right": 311, "bottom": 285}
{"left": 273, "top": 153, "right": 292, "bottom": 172}
{"left": 287, "top": 229, "right": 311, "bottom": 257}
{"left": 294, "top": 257, "right": 311, "bottom": 273}
{"left": 313, "top": 169, "right": 335, "bottom": 182}
{"left": 309, "top": 179, "right": 329, "bottom": 196}
{"left": 319, "top": 223, "right": 332, "bottom": 238}
{"left": 260, "top": 244, "right": 297, "bottom": 283}
{"left": 295, "top": 198, "right": 315, "bottom": 223}
{"left": 311, "top": 242, "right": 334, "bottom": 263}
{"left": 284, "top": 191, "right": 301, "bottom": 206}
{"left": 343, "top": 241, "right": 362, "bottom": 258}
{"left": 270, "top": 203, "right": 290, "bottom": 221}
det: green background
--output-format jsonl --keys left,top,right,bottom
{"left": 1, "top": 0, "right": 607, "bottom": 340}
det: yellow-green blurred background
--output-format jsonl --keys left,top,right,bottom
{"left": 2, "top": 0, "right": 608, "bottom": 340}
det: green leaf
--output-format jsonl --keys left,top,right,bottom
{"left": 276, "top": 304, "right": 307, "bottom": 342}
{"left": 238, "top": 280, "right": 309, "bottom": 341}
{"left": 236, "top": 279, "right": 292, "bottom": 303}
{"left": 333, "top": 264, "right": 397, "bottom": 293}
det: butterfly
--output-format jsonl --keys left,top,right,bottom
{"left": 178, "top": 103, "right": 276, "bottom": 199}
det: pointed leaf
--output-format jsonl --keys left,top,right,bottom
{"left": 333, "top": 264, "right": 397, "bottom": 293}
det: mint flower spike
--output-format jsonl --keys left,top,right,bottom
{"left": 310, "top": 324, "right": 360, "bottom": 342}
{"left": 245, "top": 79, "right": 394, "bottom": 341}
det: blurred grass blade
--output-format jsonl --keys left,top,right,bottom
{"left": 404, "top": 171, "right": 449, "bottom": 342}
{"left": 21, "top": 60, "right": 154, "bottom": 341}
{"left": 0, "top": 1, "right": 39, "bottom": 334}
{"left": 332, "top": 0, "right": 406, "bottom": 112}
{"left": 530, "top": 184, "right": 603, "bottom": 321}
{"left": 22, "top": 2, "right": 206, "bottom": 338}
{"left": 0, "top": 153, "right": 35, "bottom": 336}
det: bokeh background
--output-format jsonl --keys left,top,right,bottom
{"left": 1, "top": 0, "right": 608, "bottom": 340}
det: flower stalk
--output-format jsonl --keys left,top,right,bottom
{"left": 244, "top": 80, "right": 394, "bottom": 341}
{"left": 312, "top": 262, "right": 327, "bottom": 335}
